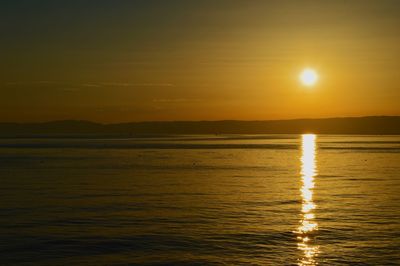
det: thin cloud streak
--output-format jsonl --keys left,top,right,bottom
{"left": 152, "top": 98, "right": 202, "bottom": 103}
{"left": 85, "top": 82, "right": 175, "bottom": 88}
{"left": 4, "top": 81, "right": 175, "bottom": 89}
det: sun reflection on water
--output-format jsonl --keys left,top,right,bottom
{"left": 297, "top": 134, "right": 319, "bottom": 265}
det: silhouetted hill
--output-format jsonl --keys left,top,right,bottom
{"left": 0, "top": 116, "right": 399, "bottom": 137}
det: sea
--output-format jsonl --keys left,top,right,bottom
{"left": 0, "top": 135, "right": 399, "bottom": 265}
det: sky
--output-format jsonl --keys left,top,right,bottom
{"left": 1, "top": 0, "right": 400, "bottom": 123}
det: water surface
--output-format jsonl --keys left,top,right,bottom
{"left": 0, "top": 135, "right": 399, "bottom": 265}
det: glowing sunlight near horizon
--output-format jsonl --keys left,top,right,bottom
{"left": 300, "top": 68, "right": 319, "bottom": 87}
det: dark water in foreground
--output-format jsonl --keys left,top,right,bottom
{"left": 0, "top": 135, "right": 399, "bottom": 265}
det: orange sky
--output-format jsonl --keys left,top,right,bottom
{"left": 1, "top": 0, "right": 399, "bottom": 122}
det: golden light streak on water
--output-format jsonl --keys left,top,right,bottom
{"left": 297, "top": 134, "right": 319, "bottom": 265}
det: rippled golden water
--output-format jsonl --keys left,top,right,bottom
{"left": 0, "top": 135, "right": 399, "bottom": 265}
{"left": 294, "top": 134, "right": 320, "bottom": 265}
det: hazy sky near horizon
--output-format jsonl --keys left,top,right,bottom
{"left": 1, "top": 0, "right": 400, "bottom": 122}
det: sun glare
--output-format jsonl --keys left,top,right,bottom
{"left": 297, "top": 134, "right": 319, "bottom": 265}
{"left": 300, "top": 68, "right": 319, "bottom": 87}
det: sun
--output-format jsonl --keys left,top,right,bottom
{"left": 300, "top": 68, "right": 319, "bottom": 87}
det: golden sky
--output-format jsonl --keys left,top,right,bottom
{"left": 1, "top": 0, "right": 399, "bottom": 122}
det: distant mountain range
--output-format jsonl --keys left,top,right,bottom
{"left": 0, "top": 116, "right": 399, "bottom": 137}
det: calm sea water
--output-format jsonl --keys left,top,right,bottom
{"left": 0, "top": 135, "right": 399, "bottom": 265}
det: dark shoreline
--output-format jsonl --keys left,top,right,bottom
{"left": 1, "top": 116, "right": 399, "bottom": 137}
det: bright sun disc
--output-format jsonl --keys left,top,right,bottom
{"left": 300, "top": 68, "right": 318, "bottom": 87}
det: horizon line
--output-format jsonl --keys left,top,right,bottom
{"left": 1, "top": 115, "right": 399, "bottom": 125}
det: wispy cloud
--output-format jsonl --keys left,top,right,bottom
{"left": 5, "top": 81, "right": 57, "bottom": 86}
{"left": 81, "top": 83, "right": 102, "bottom": 88}
{"left": 153, "top": 98, "right": 201, "bottom": 103}
{"left": 84, "top": 82, "right": 175, "bottom": 88}
{"left": 4, "top": 81, "right": 175, "bottom": 89}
